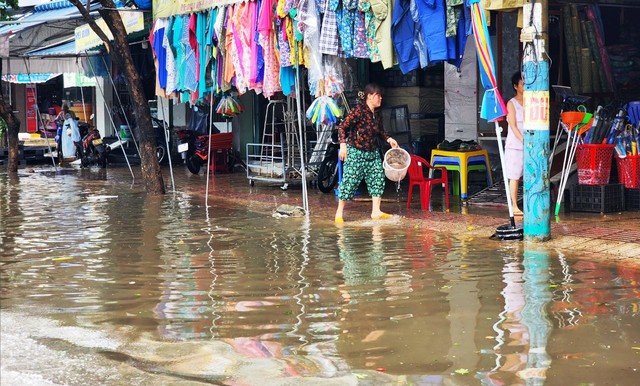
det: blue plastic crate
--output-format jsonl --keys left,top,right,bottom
{"left": 570, "top": 183, "right": 625, "bottom": 213}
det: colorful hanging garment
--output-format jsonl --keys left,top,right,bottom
{"left": 246, "top": 0, "right": 263, "bottom": 94}
{"left": 172, "top": 15, "right": 185, "bottom": 93}
{"left": 223, "top": 5, "right": 238, "bottom": 91}
{"left": 230, "top": 2, "right": 249, "bottom": 94}
{"left": 197, "top": 11, "right": 209, "bottom": 100}
{"left": 391, "top": 0, "right": 419, "bottom": 74}
{"left": 257, "top": 0, "right": 282, "bottom": 98}
{"left": 150, "top": 19, "right": 168, "bottom": 90}
{"left": 370, "top": 0, "right": 395, "bottom": 69}
{"left": 360, "top": 0, "right": 380, "bottom": 62}
{"left": 319, "top": 0, "right": 340, "bottom": 55}
{"left": 337, "top": 0, "right": 357, "bottom": 57}
{"left": 410, "top": 0, "right": 430, "bottom": 68}
{"left": 183, "top": 14, "right": 199, "bottom": 104}
{"left": 353, "top": 0, "right": 368, "bottom": 58}
{"left": 204, "top": 8, "right": 218, "bottom": 96}
{"left": 163, "top": 16, "right": 177, "bottom": 95}
{"left": 214, "top": 6, "right": 228, "bottom": 93}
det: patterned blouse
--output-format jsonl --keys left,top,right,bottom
{"left": 338, "top": 102, "right": 389, "bottom": 152}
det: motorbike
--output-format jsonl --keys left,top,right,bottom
{"left": 74, "top": 117, "right": 107, "bottom": 168}
{"left": 317, "top": 128, "right": 341, "bottom": 193}
{"left": 175, "top": 128, "right": 198, "bottom": 165}
{"left": 105, "top": 118, "right": 176, "bottom": 165}
{"left": 185, "top": 133, "right": 212, "bottom": 174}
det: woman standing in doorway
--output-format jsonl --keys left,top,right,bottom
{"left": 505, "top": 72, "right": 524, "bottom": 216}
{"left": 334, "top": 83, "right": 399, "bottom": 223}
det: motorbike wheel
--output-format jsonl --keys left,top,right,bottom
{"left": 317, "top": 154, "right": 340, "bottom": 193}
{"left": 186, "top": 155, "right": 202, "bottom": 174}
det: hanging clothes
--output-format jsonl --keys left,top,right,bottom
{"left": 391, "top": 0, "right": 419, "bottom": 74}
{"left": 410, "top": 0, "right": 430, "bottom": 68}
{"left": 172, "top": 15, "right": 185, "bottom": 93}
{"left": 319, "top": 0, "right": 340, "bottom": 56}
{"left": 197, "top": 11, "right": 209, "bottom": 100}
{"left": 257, "top": 0, "right": 282, "bottom": 98}
{"left": 446, "top": 1, "right": 470, "bottom": 68}
{"left": 414, "top": 0, "right": 448, "bottom": 63}
{"left": 253, "top": 1, "right": 265, "bottom": 86}
{"left": 337, "top": 0, "right": 356, "bottom": 57}
{"left": 223, "top": 5, "right": 237, "bottom": 90}
{"left": 183, "top": 14, "right": 198, "bottom": 95}
{"left": 163, "top": 16, "right": 177, "bottom": 95}
{"left": 370, "top": 0, "right": 395, "bottom": 69}
{"left": 246, "top": 0, "right": 263, "bottom": 94}
{"left": 445, "top": 0, "right": 463, "bottom": 37}
{"left": 150, "top": 19, "right": 168, "bottom": 90}
{"left": 360, "top": 0, "right": 380, "bottom": 62}
{"left": 352, "top": 0, "right": 368, "bottom": 58}
{"left": 214, "top": 6, "right": 229, "bottom": 92}
{"left": 233, "top": 1, "right": 254, "bottom": 94}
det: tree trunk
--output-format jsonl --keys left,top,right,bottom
{"left": 100, "top": 7, "right": 164, "bottom": 194}
{"left": 0, "top": 75, "right": 21, "bottom": 173}
{"left": 70, "top": 0, "right": 165, "bottom": 195}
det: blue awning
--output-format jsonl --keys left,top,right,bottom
{"left": 1, "top": 73, "right": 60, "bottom": 84}
{"left": 0, "top": 1, "right": 99, "bottom": 37}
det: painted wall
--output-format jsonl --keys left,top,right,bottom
{"left": 444, "top": 42, "right": 478, "bottom": 141}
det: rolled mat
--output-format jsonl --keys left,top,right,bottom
{"left": 581, "top": 48, "right": 592, "bottom": 94}
{"left": 563, "top": 5, "right": 581, "bottom": 92}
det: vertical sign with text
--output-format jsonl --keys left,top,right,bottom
{"left": 26, "top": 84, "right": 37, "bottom": 133}
{"left": 523, "top": 91, "right": 550, "bottom": 131}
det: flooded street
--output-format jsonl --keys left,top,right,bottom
{"left": 1, "top": 166, "right": 639, "bottom": 385}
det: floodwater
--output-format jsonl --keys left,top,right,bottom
{"left": 1, "top": 166, "right": 639, "bottom": 385}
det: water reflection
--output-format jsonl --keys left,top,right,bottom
{"left": 2, "top": 170, "right": 640, "bottom": 385}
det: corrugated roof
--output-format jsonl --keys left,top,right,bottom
{"left": 0, "top": 1, "right": 99, "bottom": 36}
{"left": 23, "top": 39, "right": 99, "bottom": 57}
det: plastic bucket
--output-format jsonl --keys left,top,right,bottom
{"left": 383, "top": 148, "right": 411, "bottom": 182}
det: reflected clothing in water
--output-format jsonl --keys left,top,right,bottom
{"left": 61, "top": 117, "right": 81, "bottom": 158}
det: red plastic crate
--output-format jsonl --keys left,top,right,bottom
{"left": 576, "top": 144, "right": 615, "bottom": 185}
{"left": 615, "top": 155, "right": 640, "bottom": 189}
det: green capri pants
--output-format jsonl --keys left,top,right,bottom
{"left": 338, "top": 145, "right": 385, "bottom": 201}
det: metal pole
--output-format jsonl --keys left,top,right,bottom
{"left": 85, "top": 52, "right": 135, "bottom": 180}
{"left": 293, "top": 43, "right": 309, "bottom": 214}
{"left": 522, "top": 0, "right": 551, "bottom": 241}
{"left": 205, "top": 96, "right": 214, "bottom": 208}
{"left": 158, "top": 97, "right": 175, "bottom": 193}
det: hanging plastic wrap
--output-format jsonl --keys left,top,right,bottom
{"left": 216, "top": 95, "right": 244, "bottom": 117}
{"left": 305, "top": 96, "right": 343, "bottom": 125}
{"left": 296, "top": 0, "right": 323, "bottom": 97}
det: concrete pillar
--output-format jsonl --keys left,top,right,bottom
{"left": 522, "top": 0, "right": 551, "bottom": 241}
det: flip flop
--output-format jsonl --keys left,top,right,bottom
{"left": 371, "top": 213, "right": 393, "bottom": 220}
{"left": 513, "top": 211, "right": 524, "bottom": 217}
{"left": 335, "top": 217, "right": 344, "bottom": 223}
